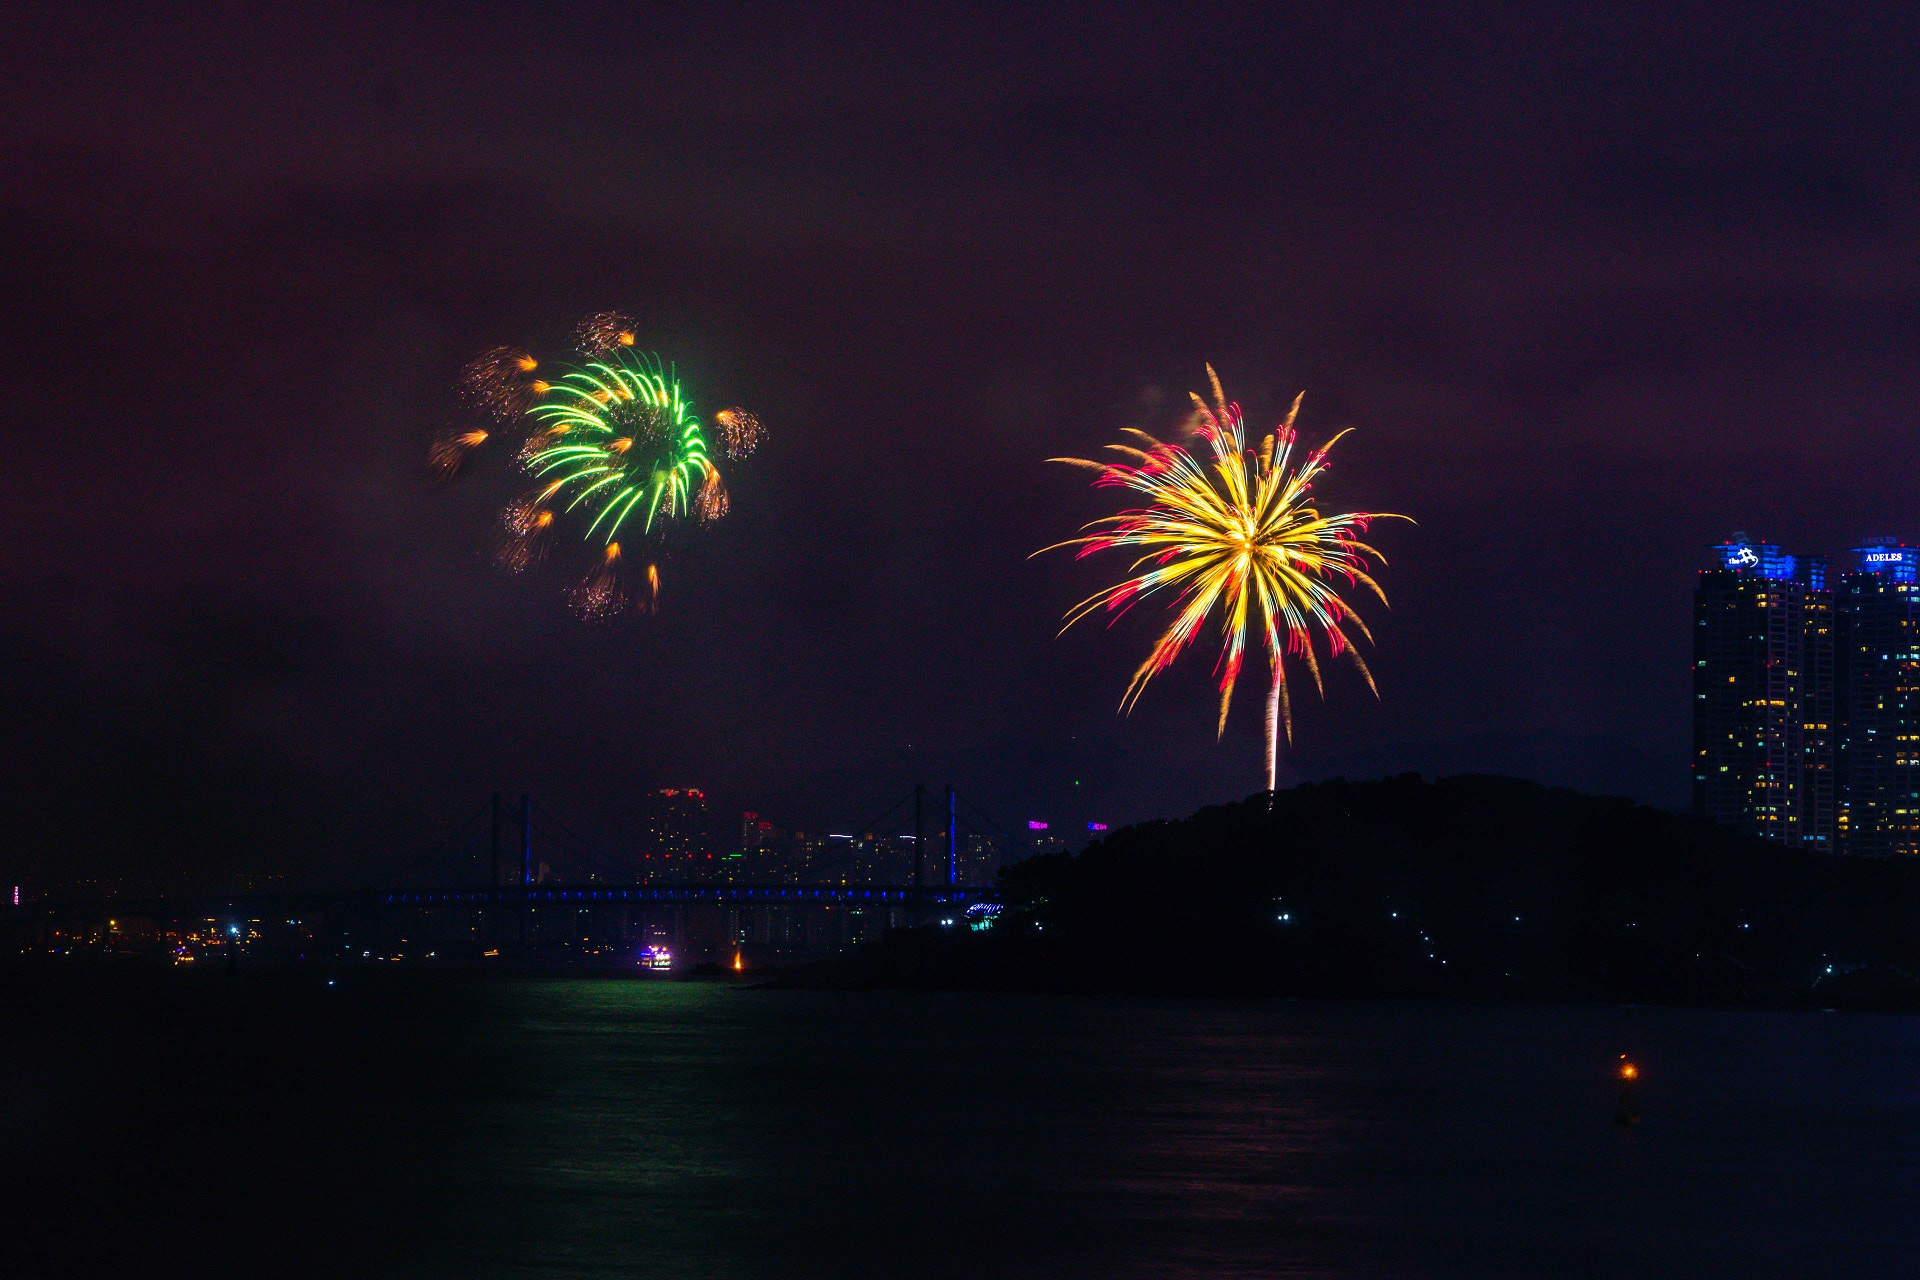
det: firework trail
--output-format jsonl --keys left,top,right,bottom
{"left": 570, "top": 542, "right": 627, "bottom": 620}
{"left": 714, "top": 407, "right": 765, "bottom": 460}
{"left": 696, "top": 463, "right": 730, "bottom": 522}
{"left": 1039, "top": 365, "right": 1408, "bottom": 791}
{"left": 429, "top": 428, "right": 490, "bottom": 478}
{"left": 572, "top": 311, "right": 638, "bottom": 358}
{"left": 495, "top": 496, "right": 556, "bottom": 574}
{"left": 459, "top": 347, "right": 539, "bottom": 420}
{"left": 437, "top": 314, "right": 764, "bottom": 617}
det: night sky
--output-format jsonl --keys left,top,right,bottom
{"left": 4, "top": 4, "right": 1916, "bottom": 888}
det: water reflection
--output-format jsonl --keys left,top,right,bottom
{"left": 6, "top": 977, "right": 1919, "bottom": 1277}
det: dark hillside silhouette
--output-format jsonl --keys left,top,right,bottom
{"left": 841, "top": 775, "right": 1920, "bottom": 1006}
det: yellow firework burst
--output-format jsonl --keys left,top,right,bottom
{"left": 1041, "top": 365, "right": 1409, "bottom": 790}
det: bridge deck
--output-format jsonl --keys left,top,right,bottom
{"left": 387, "top": 884, "right": 996, "bottom": 907}
{"left": 4, "top": 883, "right": 999, "bottom": 918}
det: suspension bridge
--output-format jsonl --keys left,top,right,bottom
{"left": 1, "top": 784, "right": 1033, "bottom": 967}
{"left": 413, "top": 784, "right": 1015, "bottom": 900}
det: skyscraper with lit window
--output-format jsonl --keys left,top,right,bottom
{"left": 1693, "top": 536, "right": 1832, "bottom": 849}
{"left": 1836, "top": 541, "right": 1920, "bottom": 857}
{"left": 641, "top": 788, "right": 710, "bottom": 878}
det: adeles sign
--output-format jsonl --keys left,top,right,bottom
{"left": 1863, "top": 551, "right": 1909, "bottom": 564}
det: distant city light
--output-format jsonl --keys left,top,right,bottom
{"left": 1087, "top": 822, "right": 1108, "bottom": 831}
{"left": 1028, "top": 821, "right": 1049, "bottom": 831}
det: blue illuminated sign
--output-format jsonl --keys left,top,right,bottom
{"left": 1713, "top": 539, "right": 1834, "bottom": 587}
{"left": 1853, "top": 545, "right": 1919, "bottom": 583}
{"left": 1717, "top": 541, "right": 1796, "bottom": 581}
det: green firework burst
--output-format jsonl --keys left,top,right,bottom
{"left": 522, "top": 350, "right": 724, "bottom": 544}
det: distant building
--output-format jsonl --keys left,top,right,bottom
{"left": 956, "top": 833, "right": 1002, "bottom": 886}
{"left": 738, "top": 812, "right": 784, "bottom": 881}
{"left": 641, "top": 788, "right": 710, "bottom": 879}
{"left": 1836, "top": 542, "right": 1920, "bottom": 856}
{"left": 825, "top": 834, "right": 916, "bottom": 885}
{"left": 1694, "top": 534, "right": 1920, "bottom": 856}
{"left": 729, "top": 811, "right": 1015, "bottom": 886}
{"left": 1693, "top": 536, "right": 1831, "bottom": 849}
{"left": 1029, "top": 832, "right": 1070, "bottom": 858}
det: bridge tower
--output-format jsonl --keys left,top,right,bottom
{"left": 912, "top": 783, "right": 925, "bottom": 890}
{"left": 490, "top": 791, "right": 503, "bottom": 888}
{"left": 945, "top": 784, "right": 957, "bottom": 886}
{"left": 520, "top": 792, "right": 532, "bottom": 886}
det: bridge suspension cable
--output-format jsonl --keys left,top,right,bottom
{"left": 801, "top": 788, "right": 917, "bottom": 877}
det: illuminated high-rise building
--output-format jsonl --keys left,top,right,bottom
{"left": 1802, "top": 582, "right": 1837, "bottom": 850}
{"left": 641, "top": 788, "right": 710, "bottom": 878}
{"left": 1693, "top": 536, "right": 1832, "bottom": 849}
{"left": 956, "top": 833, "right": 1003, "bottom": 886}
{"left": 1836, "top": 542, "right": 1920, "bottom": 857}
{"left": 1692, "top": 534, "right": 1920, "bottom": 857}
